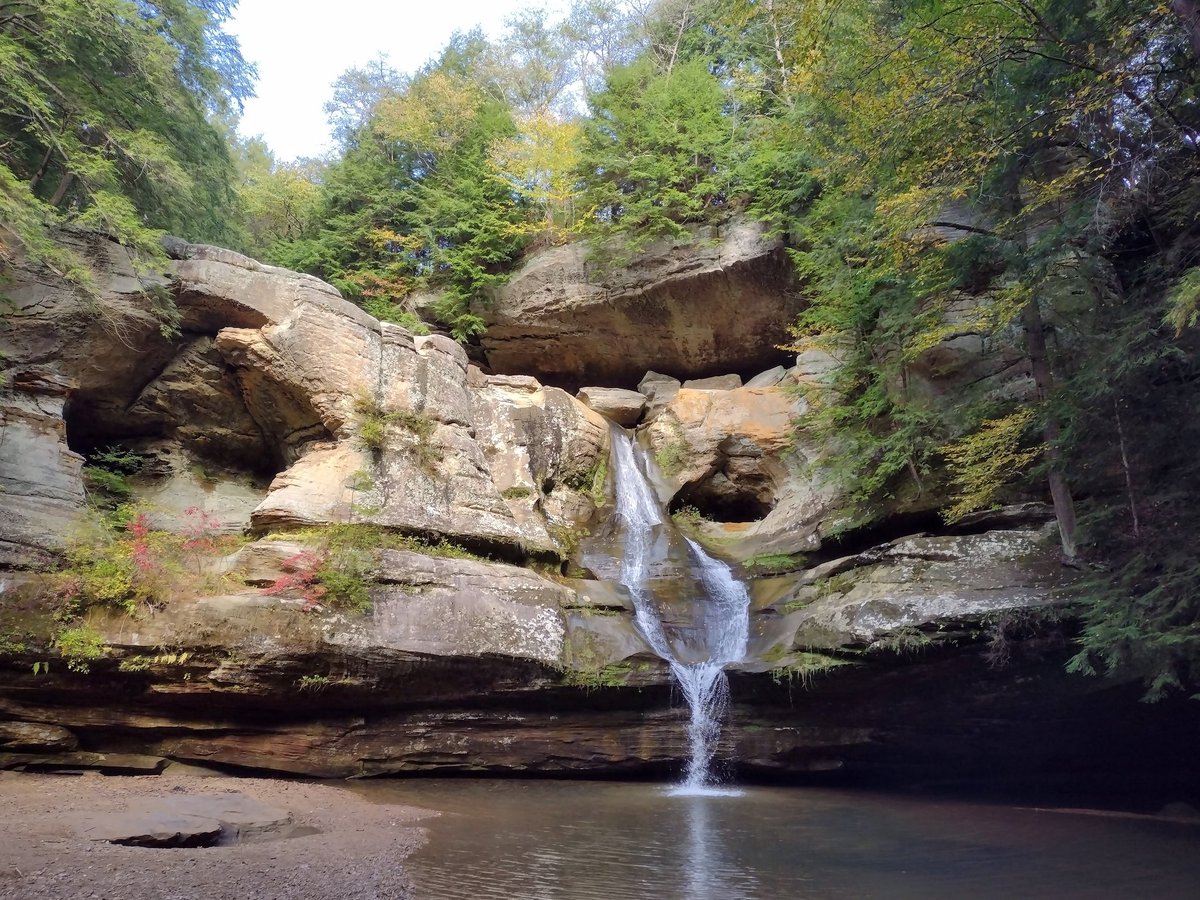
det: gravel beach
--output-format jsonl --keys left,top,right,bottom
{"left": 0, "top": 772, "right": 430, "bottom": 900}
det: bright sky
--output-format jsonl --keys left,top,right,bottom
{"left": 228, "top": 0, "right": 566, "bottom": 161}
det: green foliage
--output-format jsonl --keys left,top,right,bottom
{"left": 81, "top": 445, "right": 143, "bottom": 508}
{"left": 1165, "top": 267, "right": 1200, "bottom": 336}
{"left": 117, "top": 651, "right": 192, "bottom": 673}
{"left": 296, "top": 673, "right": 334, "bottom": 692}
{"left": 316, "top": 564, "right": 372, "bottom": 614}
{"left": 271, "top": 523, "right": 486, "bottom": 564}
{"left": 0, "top": 0, "right": 254, "bottom": 279}
{"left": 360, "top": 298, "right": 430, "bottom": 334}
{"left": 271, "top": 50, "right": 526, "bottom": 342}
{"left": 0, "top": 632, "right": 27, "bottom": 657}
{"left": 501, "top": 485, "right": 535, "bottom": 500}
{"left": 55, "top": 625, "right": 109, "bottom": 674}
{"left": 670, "top": 505, "right": 705, "bottom": 534}
{"left": 942, "top": 411, "right": 1041, "bottom": 523}
{"left": 82, "top": 467, "right": 134, "bottom": 507}
{"left": 56, "top": 506, "right": 241, "bottom": 617}
{"left": 579, "top": 57, "right": 733, "bottom": 244}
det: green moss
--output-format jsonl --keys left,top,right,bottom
{"left": 649, "top": 418, "right": 688, "bottom": 477}
{"left": 545, "top": 523, "right": 587, "bottom": 557}
{"left": 353, "top": 394, "right": 439, "bottom": 469}
{"left": 744, "top": 552, "right": 808, "bottom": 575}
{"left": 501, "top": 485, "right": 535, "bottom": 500}
{"left": 564, "top": 457, "right": 609, "bottom": 506}
{"left": 769, "top": 651, "right": 851, "bottom": 687}
{"left": 563, "top": 662, "right": 634, "bottom": 690}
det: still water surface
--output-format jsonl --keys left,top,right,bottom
{"left": 351, "top": 779, "right": 1200, "bottom": 900}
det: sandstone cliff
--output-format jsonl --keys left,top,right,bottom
{"left": 0, "top": 231, "right": 1192, "bottom": 797}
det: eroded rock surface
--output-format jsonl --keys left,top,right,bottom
{"left": 0, "top": 234, "right": 608, "bottom": 560}
{"left": 642, "top": 383, "right": 843, "bottom": 561}
{"left": 477, "top": 220, "right": 799, "bottom": 388}
{"left": 746, "top": 525, "right": 1068, "bottom": 663}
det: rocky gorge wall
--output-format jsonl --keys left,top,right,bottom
{"left": 0, "top": 227, "right": 1196, "bottom": 803}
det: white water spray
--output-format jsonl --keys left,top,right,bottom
{"left": 609, "top": 429, "right": 750, "bottom": 790}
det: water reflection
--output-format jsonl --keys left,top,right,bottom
{"left": 350, "top": 780, "right": 1200, "bottom": 900}
{"left": 680, "top": 794, "right": 758, "bottom": 900}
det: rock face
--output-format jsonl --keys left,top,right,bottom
{"left": 747, "top": 526, "right": 1068, "bottom": 662}
{"left": 0, "top": 234, "right": 608, "bottom": 560}
{"left": 477, "top": 220, "right": 800, "bottom": 388}
{"left": 0, "top": 525, "right": 1194, "bottom": 796}
{"left": 2, "top": 232, "right": 1194, "bottom": 800}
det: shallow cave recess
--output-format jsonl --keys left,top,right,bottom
{"left": 667, "top": 466, "right": 778, "bottom": 524}
{"left": 63, "top": 333, "right": 331, "bottom": 533}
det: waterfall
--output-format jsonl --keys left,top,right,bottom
{"left": 609, "top": 429, "right": 750, "bottom": 790}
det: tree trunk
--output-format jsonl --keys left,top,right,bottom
{"left": 1113, "top": 398, "right": 1141, "bottom": 540}
{"left": 1021, "top": 299, "right": 1078, "bottom": 562}
{"left": 48, "top": 171, "right": 73, "bottom": 207}
{"left": 28, "top": 145, "right": 53, "bottom": 191}
{"left": 765, "top": 0, "right": 794, "bottom": 109}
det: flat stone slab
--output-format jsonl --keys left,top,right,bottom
{"left": 0, "top": 751, "right": 166, "bottom": 774}
{"left": 576, "top": 387, "right": 646, "bottom": 426}
{"left": 682, "top": 374, "right": 742, "bottom": 391}
{"left": 77, "top": 792, "right": 294, "bottom": 847}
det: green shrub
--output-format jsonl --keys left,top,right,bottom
{"left": 55, "top": 626, "right": 109, "bottom": 673}
{"left": 317, "top": 564, "right": 372, "bottom": 613}
{"left": 82, "top": 466, "right": 133, "bottom": 505}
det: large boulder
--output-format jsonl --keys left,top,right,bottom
{"left": 576, "top": 386, "right": 647, "bottom": 426}
{"left": 476, "top": 220, "right": 800, "bottom": 388}
{"left": 642, "top": 383, "right": 843, "bottom": 561}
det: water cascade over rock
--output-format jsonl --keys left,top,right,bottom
{"left": 602, "top": 429, "right": 750, "bottom": 789}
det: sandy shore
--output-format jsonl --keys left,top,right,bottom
{"left": 0, "top": 772, "right": 430, "bottom": 900}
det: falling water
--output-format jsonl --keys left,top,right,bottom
{"left": 609, "top": 429, "right": 750, "bottom": 790}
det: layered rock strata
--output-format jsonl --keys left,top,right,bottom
{"left": 476, "top": 220, "right": 800, "bottom": 388}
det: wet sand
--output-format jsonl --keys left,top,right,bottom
{"left": 0, "top": 772, "right": 430, "bottom": 900}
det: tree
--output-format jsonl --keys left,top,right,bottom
{"left": 324, "top": 54, "right": 404, "bottom": 150}
{"left": 0, "top": 0, "right": 254, "bottom": 286}
{"left": 489, "top": 111, "right": 585, "bottom": 245}
{"left": 767, "top": 0, "right": 1200, "bottom": 693}
{"left": 232, "top": 135, "right": 322, "bottom": 263}
{"left": 578, "top": 56, "right": 734, "bottom": 241}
